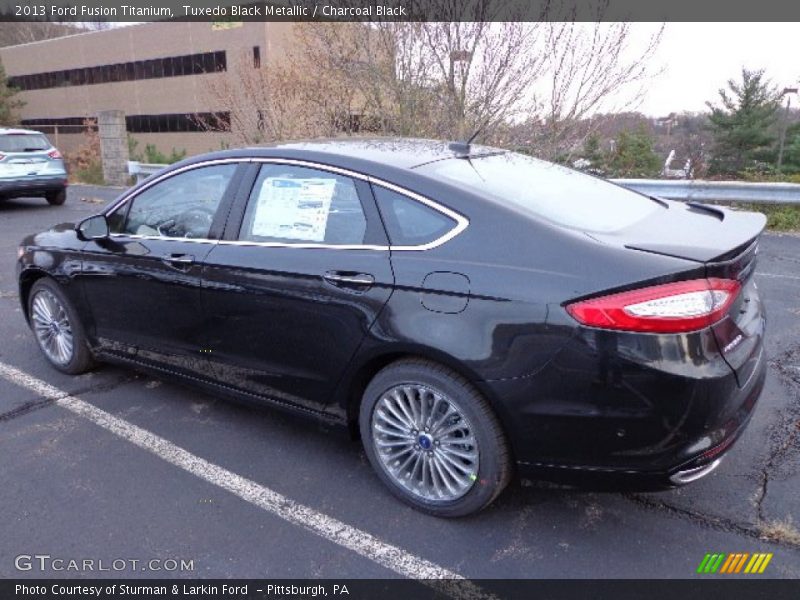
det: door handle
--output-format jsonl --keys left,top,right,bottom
{"left": 323, "top": 271, "right": 375, "bottom": 288}
{"left": 161, "top": 253, "right": 195, "bottom": 268}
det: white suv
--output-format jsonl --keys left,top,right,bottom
{"left": 0, "top": 128, "right": 68, "bottom": 205}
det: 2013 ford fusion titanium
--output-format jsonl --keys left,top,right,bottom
{"left": 17, "top": 139, "right": 767, "bottom": 517}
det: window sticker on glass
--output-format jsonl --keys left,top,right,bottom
{"left": 251, "top": 178, "right": 337, "bottom": 242}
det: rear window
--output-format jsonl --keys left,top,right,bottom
{"left": 0, "top": 133, "right": 51, "bottom": 152}
{"left": 416, "top": 153, "right": 660, "bottom": 233}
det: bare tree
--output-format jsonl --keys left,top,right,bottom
{"left": 529, "top": 16, "right": 664, "bottom": 160}
{"left": 196, "top": 44, "right": 363, "bottom": 145}
{"left": 0, "top": 22, "right": 83, "bottom": 47}
{"left": 418, "top": 20, "right": 546, "bottom": 139}
{"left": 299, "top": 10, "right": 546, "bottom": 141}
{"left": 197, "top": 1, "right": 662, "bottom": 151}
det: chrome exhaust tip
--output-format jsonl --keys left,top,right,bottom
{"left": 669, "top": 458, "right": 723, "bottom": 485}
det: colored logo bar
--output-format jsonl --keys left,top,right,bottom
{"left": 697, "top": 553, "right": 773, "bottom": 574}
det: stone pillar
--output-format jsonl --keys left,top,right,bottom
{"left": 97, "top": 110, "right": 129, "bottom": 187}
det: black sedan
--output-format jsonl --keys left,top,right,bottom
{"left": 17, "top": 139, "right": 767, "bottom": 517}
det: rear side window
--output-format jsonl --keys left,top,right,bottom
{"left": 416, "top": 153, "right": 661, "bottom": 233}
{"left": 372, "top": 185, "right": 456, "bottom": 247}
{"left": 0, "top": 133, "right": 50, "bottom": 152}
{"left": 239, "top": 164, "right": 367, "bottom": 246}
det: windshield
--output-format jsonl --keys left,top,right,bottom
{"left": 0, "top": 133, "right": 51, "bottom": 152}
{"left": 416, "top": 152, "right": 661, "bottom": 233}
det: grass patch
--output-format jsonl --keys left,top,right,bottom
{"left": 760, "top": 517, "right": 800, "bottom": 545}
{"left": 729, "top": 203, "right": 800, "bottom": 232}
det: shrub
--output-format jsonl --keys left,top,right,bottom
{"left": 65, "top": 119, "right": 104, "bottom": 185}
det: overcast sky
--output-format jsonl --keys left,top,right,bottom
{"left": 635, "top": 22, "right": 800, "bottom": 116}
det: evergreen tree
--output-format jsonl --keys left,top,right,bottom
{"left": 606, "top": 127, "right": 662, "bottom": 178}
{"left": 582, "top": 134, "right": 605, "bottom": 166}
{"left": 707, "top": 69, "right": 780, "bottom": 176}
{"left": 780, "top": 122, "right": 800, "bottom": 172}
{"left": 0, "top": 59, "right": 23, "bottom": 126}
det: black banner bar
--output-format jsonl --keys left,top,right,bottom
{"left": 3, "top": 579, "right": 800, "bottom": 600}
{"left": 1, "top": 0, "right": 800, "bottom": 23}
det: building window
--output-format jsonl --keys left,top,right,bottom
{"left": 125, "top": 112, "right": 231, "bottom": 133}
{"left": 7, "top": 51, "right": 227, "bottom": 91}
{"left": 22, "top": 112, "right": 230, "bottom": 134}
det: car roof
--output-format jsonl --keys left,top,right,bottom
{"left": 197, "top": 137, "right": 505, "bottom": 173}
{"left": 0, "top": 127, "right": 48, "bottom": 136}
{"left": 263, "top": 138, "right": 503, "bottom": 169}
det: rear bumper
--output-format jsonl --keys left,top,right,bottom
{"left": 0, "top": 176, "right": 67, "bottom": 197}
{"left": 488, "top": 323, "right": 767, "bottom": 490}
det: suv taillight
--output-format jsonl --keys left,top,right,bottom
{"left": 47, "top": 149, "right": 62, "bottom": 159}
{"left": 565, "top": 278, "right": 741, "bottom": 333}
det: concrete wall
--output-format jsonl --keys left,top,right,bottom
{"left": 98, "top": 110, "right": 129, "bottom": 186}
{"left": 0, "top": 22, "right": 294, "bottom": 155}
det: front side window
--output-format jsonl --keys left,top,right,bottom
{"left": 239, "top": 164, "right": 367, "bottom": 246}
{"left": 110, "top": 164, "right": 236, "bottom": 239}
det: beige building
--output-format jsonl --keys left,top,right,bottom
{"left": 0, "top": 22, "right": 297, "bottom": 155}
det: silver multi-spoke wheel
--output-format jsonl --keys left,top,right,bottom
{"left": 31, "top": 289, "right": 74, "bottom": 366}
{"left": 371, "top": 384, "right": 480, "bottom": 502}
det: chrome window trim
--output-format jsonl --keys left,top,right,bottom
{"left": 218, "top": 239, "right": 390, "bottom": 251}
{"left": 108, "top": 233, "right": 218, "bottom": 245}
{"left": 105, "top": 157, "right": 469, "bottom": 251}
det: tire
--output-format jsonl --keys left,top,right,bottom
{"left": 28, "top": 279, "right": 95, "bottom": 374}
{"left": 359, "top": 358, "right": 511, "bottom": 517}
{"left": 45, "top": 188, "right": 66, "bottom": 206}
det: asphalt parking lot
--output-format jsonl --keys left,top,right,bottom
{"left": 1, "top": 186, "right": 799, "bottom": 581}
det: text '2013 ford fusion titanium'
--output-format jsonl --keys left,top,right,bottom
{"left": 17, "top": 139, "right": 766, "bottom": 517}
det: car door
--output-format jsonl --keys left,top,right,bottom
{"left": 201, "top": 161, "right": 394, "bottom": 412}
{"left": 79, "top": 161, "right": 243, "bottom": 377}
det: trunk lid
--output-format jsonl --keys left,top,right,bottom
{"left": 617, "top": 200, "right": 766, "bottom": 264}
{"left": 706, "top": 238, "right": 766, "bottom": 388}
{"left": 0, "top": 132, "right": 59, "bottom": 179}
{"left": 0, "top": 151, "right": 54, "bottom": 179}
{"left": 594, "top": 200, "right": 767, "bottom": 387}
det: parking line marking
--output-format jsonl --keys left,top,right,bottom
{"left": 0, "top": 361, "right": 491, "bottom": 600}
{"left": 756, "top": 272, "right": 800, "bottom": 281}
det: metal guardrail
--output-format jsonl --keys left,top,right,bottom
{"left": 611, "top": 178, "right": 800, "bottom": 205}
{"left": 127, "top": 161, "right": 168, "bottom": 184}
{"left": 127, "top": 161, "right": 800, "bottom": 205}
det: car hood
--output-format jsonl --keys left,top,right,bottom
{"left": 591, "top": 200, "right": 767, "bottom": 263}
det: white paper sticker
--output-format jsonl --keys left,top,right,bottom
{"left": 250, "top": 177, "right": 337, "bottom": 242}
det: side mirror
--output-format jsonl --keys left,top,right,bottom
{"left": 77, "top": 214, "right": 109, "bottom": 241}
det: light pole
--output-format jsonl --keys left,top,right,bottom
{"left": 777, "top": 87, "right": 798, "bottom": 171}
{"left": 449, "top": 50, "right": 472, "bottom": 139}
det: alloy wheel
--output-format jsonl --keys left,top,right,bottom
{"left": 371, "top": 384, "right": 480, "bottom": 502}
{"left": 31, "top": 289, "right": 74, "bottom": 366}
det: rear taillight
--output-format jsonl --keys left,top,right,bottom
{"left": 565, "top": 278, "right": 741, "bottom": 333}
{"left": 47, "top": 149, "right": 62, "bottom": 159}
{"left": 0, "top": 152, "right": 5, "bottom": 161}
